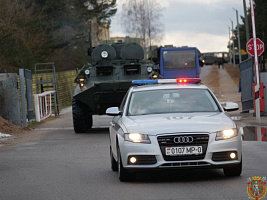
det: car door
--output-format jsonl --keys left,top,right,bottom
{"left": 110, "top": 90, "right": 129, "bottom": 160}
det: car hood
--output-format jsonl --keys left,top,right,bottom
{"left": 122, "top": 112, "right": 236, "bottom": 135}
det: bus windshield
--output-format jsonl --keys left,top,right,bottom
{"left": 162, "top": 49, "right": 196, "bottom": 69}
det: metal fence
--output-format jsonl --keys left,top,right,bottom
{"left": 20, "top": 69, "right": 77, "bottom": 125}
{"left": 260, "top": 72, "right": 267, "bottom": 113}
{"left": 240, "top": 58, "right": 254, "bottom": 112}
{"left": 32, "top": 69, "right": 77, "bottom": 109}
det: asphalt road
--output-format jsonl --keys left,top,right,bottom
{"left": 0, "top": 65, "right": 267, "bottom": 200}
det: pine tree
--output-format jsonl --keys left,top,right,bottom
{"left": 0, "top": 0, "right": 117, "bottom": 71}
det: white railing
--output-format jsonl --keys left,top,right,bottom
{"left": 34, "top": 91, "right": 55, "bottom": 122}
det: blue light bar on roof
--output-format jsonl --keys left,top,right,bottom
{"left": 177, "top": 78, "right": 201, "bottom": 83}
{"left": 132, "top": 78, "right": 201, "bottom": 85}
{"left": 158, "top": 79, "right": 177, "bottom": 83}
{"left": 132, "top": 80, "right": 158, "bottom": 84}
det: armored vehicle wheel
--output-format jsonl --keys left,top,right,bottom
{"left": 72, "top": 99, "right": 93, "bottom": 133}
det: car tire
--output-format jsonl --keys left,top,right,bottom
{"left": 72, "top": 99, "right": 93, "bottom": 133}
{"left": 117, "top": 147, "right": 135, "bottom": 182}
{"left": 223, "top": 159, "right": 242, "bottom": 176}
{"left": 110, "top": 146, "right": 118, "bottom": 171}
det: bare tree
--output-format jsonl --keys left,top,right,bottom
{"left": 121, "top": 0, "right": 164, "bottom": 49}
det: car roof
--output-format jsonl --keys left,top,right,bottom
{"left": 130, "top": 83, "right": 209, "bottom": 92}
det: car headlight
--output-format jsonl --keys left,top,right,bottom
{"left": 124, "top": 133, "right": 151, "bottom": 144}
{"left": 216, "top": 128, "right": 238, "bottom": 140}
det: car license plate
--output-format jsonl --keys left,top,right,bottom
{"left": 166, "top": 146, "right": 202, "bottom": 156}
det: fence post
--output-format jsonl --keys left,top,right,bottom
{"left": 19, "top": 69, "right": 27, "bottom": 126}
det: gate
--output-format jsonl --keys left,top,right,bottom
{"left": 34, "top": 63, "right": 59, "bottom": 116}
{"left": 240, "top": 58, "right": 254, "bottom": 112}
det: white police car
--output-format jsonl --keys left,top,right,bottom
{"left": 106, "top": 78, "right": 242, "bottom": 181}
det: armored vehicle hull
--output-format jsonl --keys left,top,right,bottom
{"left": 72, "top": 43, "right": 158, "bottom": 133}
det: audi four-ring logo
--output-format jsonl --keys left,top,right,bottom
{"left": 173, "top": 136, "right": 194, "bottom": 143}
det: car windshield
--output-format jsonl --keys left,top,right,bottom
{"left": 127, "top": 89, "right": 220, "bottom": 116}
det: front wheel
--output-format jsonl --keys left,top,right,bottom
{"left": 110, "top": 146, "right": 118, "bottom": 171}
{"left": 223, "top": 160, "right": 242, "bottom": 176}
{"left": 72, "top": 99, "right": 93, "bottom": 133}
{"left": 117, "top": 147, "right": 135, "bottom": 182}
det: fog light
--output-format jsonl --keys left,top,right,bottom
{"left": 129, "top": 157, "right": 137, "bottom": 164}
{"left": 230, "top": 152, "right": 236, "bottom": 159}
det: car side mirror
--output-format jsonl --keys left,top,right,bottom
{"left": 106, "top": 107, "right": 122, "bottom": 116}
{"left": 222, "top": 102, "right": 239, "bottom": 112}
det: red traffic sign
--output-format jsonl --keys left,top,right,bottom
{"left": 246, "top": 38, "right": 265, "bottom": 56}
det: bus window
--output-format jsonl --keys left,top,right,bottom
{"left": 163, "top": 50, "right": 196, "bottom": 69}
{"left": 160, "top": 47, "right": 200, "bottom": 79}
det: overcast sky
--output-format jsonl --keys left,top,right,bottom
{"left": 110, "top": 0, "right": 248, "bottom": 53}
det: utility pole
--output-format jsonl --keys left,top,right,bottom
{"left": 243, "top": 0, "right": 250, "bottom": 43}
{"left": 228, "top": 26, "right": 232, "bottom": 64}
{"left": 243, "top": 0, "right": 251, "bottom": 58}
{"left": 88, "top": 20, "right": 92, "bottom": 50}
{"left": 233, "top": 8, "right": 242, "bottom": 64}
{"left": 230, "top": 19, "right": 236, "bottom": 68}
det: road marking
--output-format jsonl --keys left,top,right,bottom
{"left": 33, "top": 127, "right": 74, "bottom": 130}
{"left": 33, "top": 126, "right": 109, "bottom": 131}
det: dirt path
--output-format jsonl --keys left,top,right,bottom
{"left": 201, "top": 64, "right": 240, "bottom": 104}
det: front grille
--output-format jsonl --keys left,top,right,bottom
{"left": 160, "top": 161, "right": 210, "bottom": 168}
{"left": 212, "top": 151, "right": 238, "bottom": 162}
{"left": 157, "top": 134, "right": 209, "bottom": 161}
{"left": 127, "top": 155, "right": 157, "bottom": 165}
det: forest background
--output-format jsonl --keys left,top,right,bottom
{"left": 0, "top": 0, "right": 116, "bottom": 72}
{"left": 0, "top": 0, "right": 267, "bottom": 73}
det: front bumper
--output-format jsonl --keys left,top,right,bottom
{"left": 118, "top": 132, "right": 242, "bottom": 170}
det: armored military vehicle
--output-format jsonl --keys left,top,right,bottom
{"left": 72, "top": 42, "right": 158, "bottom": 133}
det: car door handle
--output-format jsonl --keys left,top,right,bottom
{"left": 110, "top": 122, "right": 115, "bottom": 127}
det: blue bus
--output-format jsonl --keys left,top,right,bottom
{"left": 159, "top": 47, "right": 200, "bottom": 79}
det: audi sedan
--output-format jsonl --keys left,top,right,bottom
{"left": 106, "top": 79, "right": 242, "bottom": 181}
